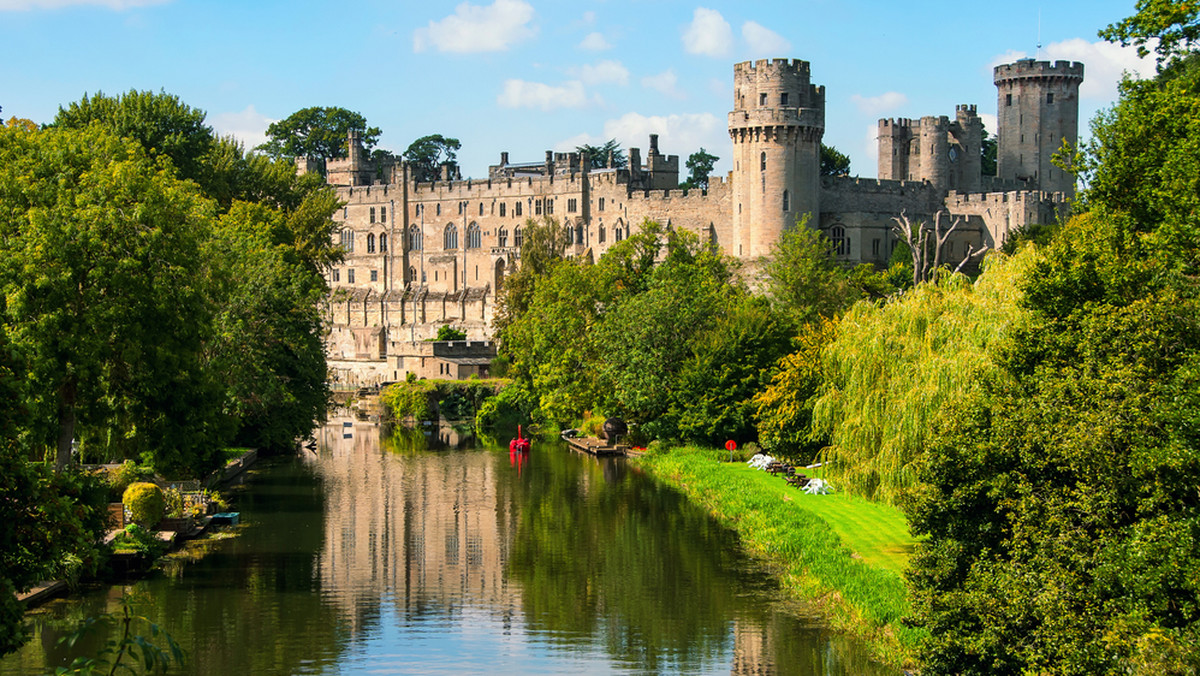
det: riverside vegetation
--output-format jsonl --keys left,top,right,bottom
{"left": 0, "top": 91, "right": 340, "bottom": 656}
{"left": 452, "top": 4, "right": 1200, "bottom": 672}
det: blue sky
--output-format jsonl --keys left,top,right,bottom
{"left": 1, "top": 0, "right": 1155, "bottom": 179}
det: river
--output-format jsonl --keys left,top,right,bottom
{"left": 2, "top": 416, "right": 897, "bottom": 675}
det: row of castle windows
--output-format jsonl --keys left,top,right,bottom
{"left": 1005, "top": 93, "right": 1056, "bottom": 107}
{"left": 342, "top": 220, "right": 629, "bottom": 255}
{"left": 410, "top": 197, "right": 579, "bottom": 220}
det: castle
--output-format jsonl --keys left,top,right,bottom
{"left": 321, "top": 57, "right": 1084, "bottom": 388}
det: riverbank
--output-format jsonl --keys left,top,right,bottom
{"left": 633, "top": 445, "right": 922, "bottom": 670}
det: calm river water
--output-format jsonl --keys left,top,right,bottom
{"left": 2, "top": 416, "right": 896, "bottom": 675}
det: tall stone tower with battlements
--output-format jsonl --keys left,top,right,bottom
{"left": 994, "top": 59, "right": 1084, "bottom": 195}
{"left": 729, "top": 59, "right": 825, "bottom": 259}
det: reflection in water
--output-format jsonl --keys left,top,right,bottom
{"left": 2, "top": 416, "right": 896, "bottom": 675}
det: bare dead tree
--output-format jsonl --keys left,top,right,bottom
{"left": 891, "top": 210, "right": 989, "bottom": 285}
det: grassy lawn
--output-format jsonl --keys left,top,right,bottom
{"left": 221, "top": 447, "right": 252, "bottom": 464}
{"left": 724, "top": 463, "right": 916, "bottom": 575}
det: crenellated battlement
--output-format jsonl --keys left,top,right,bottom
{"left": 734, "top": 58, "right": 812, "bottom": 81}
{"left": 994, "top": 58, "right": 1084, "bottom": 83}
{"left": 944, "top": 188, "right": 1069, "bottom": 207}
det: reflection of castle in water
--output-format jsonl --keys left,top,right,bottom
{"left": 305, "top": 419, "right": 883, "bottom": 674}
{"left": 309, "top": 417, "right": 521, "bottom": 635}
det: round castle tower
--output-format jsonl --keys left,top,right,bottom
{"left": 994, "top": 59, "right": 1084, "bottom": 195}
{"left": 729, "top": 59, "right": 825, "bottom": 259}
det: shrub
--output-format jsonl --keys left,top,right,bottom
{"left": 122, "top": 482, "right": 165, "bottom": 528}
{"left": 105, "top": 460, "right": 150, "bottom": 502}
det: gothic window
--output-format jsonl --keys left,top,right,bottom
{"left": 498, "top": 227, "right": 508, "bottom": 248}
{"left": 444, "top": 224, "right": 458, "bottom": 250}
{"left": 830, "top": 226, "right": 848, "bottom": 256}
{"left": 370, "top": 207, "right": 376, "bottom": 223}
{"left": 760, "top": 152, "right": 766, "bottom": 171}
{"left": 598, "top": 197, "right": 605, "bottom": 211}
{"left": 367, "top": 233, "right": 376, "bottom": 253}
{"left": 340, "top": 229, "right": 355, "bottom": 252}
{"left": 565, "top": 226, "right": 574, "bottom": 245}
{"left": 408, "top": 225, "right": 423, "bottom": 251}
{"left": 466, "top": 222, "right": 481, "bottom": 249}
{"left": 782, "top": 190, "right": 790, "bottom": 212}
{"left": 379, "top": 233, "right": 387, "bottom": 252}
{"left": 408, "top": 266, "right": 416, "bottom": 283}
{"left": 514, "top": 226, "right": 523, "bottom": 249}
{"left": 479, "top": 203, "right": 484, "bottom": 216}
{"left": 614, "top": 220, "right": 624, "bottom": 242}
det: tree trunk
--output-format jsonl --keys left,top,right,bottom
{"left": 55, "top": 377, "right": 77, "bottom": 474}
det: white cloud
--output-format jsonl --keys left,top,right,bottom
{"left": 413, "top": 0, "right": 536, "bottom": 54}
{"left": 582, "top": 10, "right": 595, "bottom": 24}
{"left": 578, "top": 31, "right": 611, "bottom": 50}
{"left": 741, "top": 21, "right": 790, "bottom": 57}
{"left": 210, "top": 105, "right": 275, "bottom": 152}
{"left": 641, "top": 69, "right": 685, "bottom": 99}
{"left": 850, "top": 91, "right": 908, "bottom": 116}
{"left": 0, "top": 0, "right": 166, "bottom": 9}
{"left": 979, "top": 113, "right": 998, "bottom": 137}
{"left": 862, "top": 124, "right": 879, "bottom": 174}
{"left": 497, "top": 79, "right": 589, "bottom": 111}
{"left": 682, "top": 8, "right": 732, "bottom": 57}
{"left": 572, "top": 60, "right": 629, "bottom": 86}
{"left": 989, "top": 38, "right": 1154, "bottom": 101}
{"left": 556, "top": 112, "right": 729, "bottom": 174}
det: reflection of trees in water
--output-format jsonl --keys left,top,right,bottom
{"left": 381, "top": 419, "right": 477, "bottom": 453}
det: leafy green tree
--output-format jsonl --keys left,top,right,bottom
{"left": 681, "top": 148, "right": 719, "bottom": 190}
{"left": 576, "top": 139, "right": 627, "bottom": 170}
{"left": 494, "top": 217, "right": 569, "bottom": 336}
{"left": 53, "top": 89, "right": 215, "bottom": 185}
{"left": 760, "top": 219, "right": 883, "bottom": 326}
{"left": 258, "top": 106, "right": 380, "bottom": 160}
{"left": 753, "top": 318, "right": 837, "bottom": 461}
{"left": 1100, "top": 0, "right": 1200, "bottom": 66}
{"left": 0, "top": 124, "right": 221, "bottom": 474}
{"left": 811, "top": 249, "right": 1035, "bottom": 503}
{"left": 820, "top": 143, "right": 851, "bottom": 177}
{"left": 403, "top": 134, "right": 461, "bottom": 182}
{"left": 980, "top": 124, "right": 997, "bottom": 176}
{"left": 436, "top": 325, "right": 467, "bottom": 341}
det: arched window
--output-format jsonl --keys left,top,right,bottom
{"left": 498, "top": 227, "right": 508, "bottom": 248}
{"left": 444, "top": 224, "right": 458, "bottom": 250}
{"left": 575, "top": 224, "right": 584, "bottom": 243}
{"left": 514, "top": 226, "right": 523, "bottom": 249}
{"left": 830, "top": 225, "right": 848, "bottom": 256}
{"left": 408, "top": 225, "right": 422, "bottom": 251}
{"left": 599, "top": 224, "right": 606, "bottom": 243}
{"left": 760, "top": 151, "right": 766, "bottom": 171}
{"left": 379, "top": 233, "right": 387, "bottom": 252}
{"left": 367, "top": 233, "right": 376, "bottom": 253}
{"left": 565, "top": 226, "right": 574, "bottom": 245}
{"left": 408, "top": 266, "right": 416, "bottom": 283}
{"left": 782, "top": 190, "right": 790, "bottom": 212}
{"left": 466, "top": 222, "right": 481, "bottom": 249}
{"left": 614, "top": 220, "right": 624, "bottom": 242}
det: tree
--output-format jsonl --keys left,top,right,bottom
{"left": 820, "top": 143, "right": 851, "bottom": 177}
{"left": 681, "top": 148, "right": 719, "bottom": 190}
{"left": 0, "top": 124, "right": 221, "bottom": 474}
{"left": 404, "top": 134, "right": 461, "bottom": 183}
{"left": 436, "top": 325, "right": 467, "bottom": 341}
{"left": 1100, "top": 0, "right": 1200, "bottom": 67}
{"left": 760, "top": 218, "right": 884, "bottom": 325}
{"left": 53, "top": 89, "right": 215, "bottom": 185}
{"left": 981, "top": 124, "right": 997, "bottom": 176}
{"left": 753, "top": 318, "right": 837, "bottom": 461}
{"left": 576, "top": 139, "right": 627, "bottom": 170}
{"left": 891, "top": 210, "right": 988, "bottom": 285}
{"left": 257, "top": 106, "right": 380, "bottom": 160}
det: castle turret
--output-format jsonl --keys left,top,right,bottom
{"left": 994, "top": 59, "right": 1084, "bottom": 195}
{"left": 729, "top": 58, "right": 824, "bottom": 259}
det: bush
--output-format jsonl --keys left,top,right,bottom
{"left": 104, "top": 460, "right": 151, "bottom": 502}
{"left": 111, "top": 524, "right": 168, "bottom": 557}
{"left": 122, "top": 482, "right": 165, "bottom": 528}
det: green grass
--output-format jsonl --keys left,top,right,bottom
{"left": 221, "top": 447, "right": 251, "bottom": 464}
{"left": 723, "top": 463, "right": 916, "bottom": 575}
{"left": 635, "top": 446, "right": 923, "bottom": 670}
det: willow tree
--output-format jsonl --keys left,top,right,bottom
{"left": 810, "top": 248, "right": 1036, "bottom": 503}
